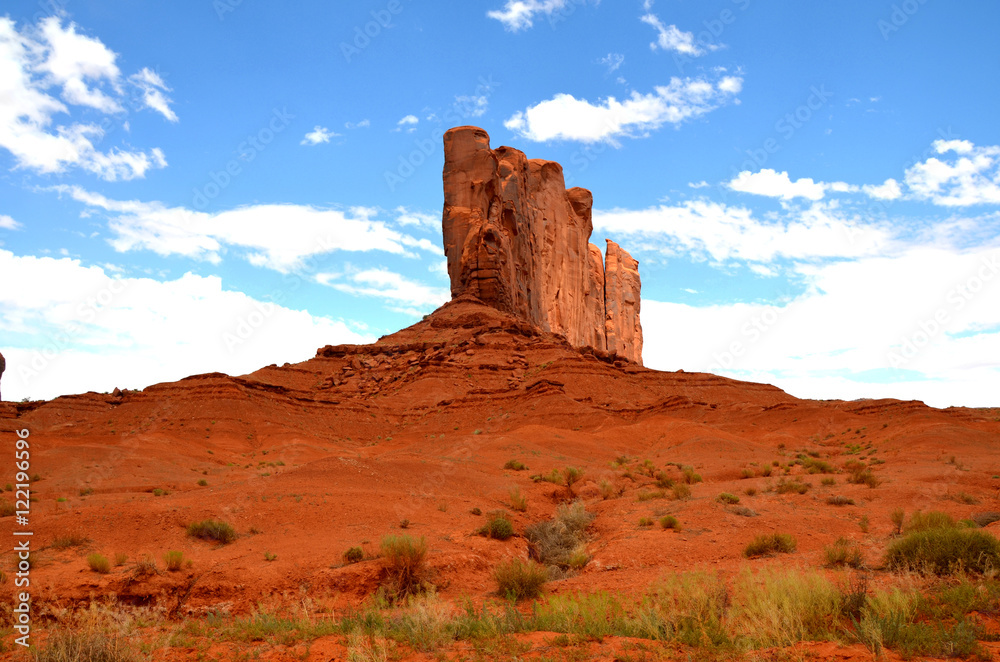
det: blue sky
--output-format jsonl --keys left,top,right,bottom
{"left": 1, "top": 0, "right": 998, "bottom": 407}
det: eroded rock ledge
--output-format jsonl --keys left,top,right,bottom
{"left": 441, "top": 126, "right": 643, "bottom": 364}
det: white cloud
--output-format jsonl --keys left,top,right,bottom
{"left": 600, "top": 52, "right": 624, "bottom": 74}
{"left": 641, "top": 243, "right": 1000, "bottom": 408}
{"left": 319, "top": 268, "right": 450, "bottom": 313}
{"left": 640, "top": 12, "right": 715, "bottom": 56}
{"left": 454, "top": 95, "right": 488, "bottom": 118}
{"left": 127, "top": 67, "right": 178, "bottom": 122}
{"left": 345, "top": 119, "right": 370, "bottom": 129}
{"left": 593, "top": 199, "right": 894, "bottom": 264}
{"left": 300, "top": 125, "right": 338, "bottom": 145}
{"left": 0, "top": 250, "right": 373, "bottom": 401}
{"left": 0, "top": 16, "right": 170, "bottom": 181}
{"left": 863, "top": 178, "right": 902, "bottom": 201}
{"left": 903, "top": 140, "right": 1000, "bottom": 206}
{"left": 0, "top": 214, "right": 23, "bottom": 230}
{"left": 504, "top": 76, "right": 742, "bottom": 143}
{"left": 728, "top": 170, "right": 826, "bottom": 201}
{"left": 52, "top": 186, "right": 441, "bottom": 272}
{"left": 397, "top": 114, "right": 419, "bottom": 126}
{"left": 727, "top": 169, "right": 858, "bottom": 201}
{"left": 487, "top": 0, "right": 572, "bottom": 31}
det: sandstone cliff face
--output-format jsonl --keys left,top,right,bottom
{"left": 441, "top": 126, "right": 643, "bottom": 364}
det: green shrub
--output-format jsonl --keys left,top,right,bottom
{"left": 163, "top": 550, "right": 185, "bottom": 571}
{"left": 884, "top": 527, "right": 1000, "bottom": 574}
{"left": 803, "top": 458, "right": 836, "bottom": 474}
{"left": 821, "top": 477, "right": 836, "bottom": 486}
{"left": 114, "top": 552, "right": 128, "bottom": 566}
{"left": 826, "top": 495, "right": 855, "bottom": 506}
{"left": 717, "top": 492, "right": 739, "bottom": 504}
{"left": 478, "top": 511, "right": 515, "bottom": 540}
{"left": 891, "top": 508, "right": 905, "bottom": 534}
{"left": 197, "top": 479, "right": 208, "bottom": 487}
{"left": 744, "top": 533, "right": 797, "bottom": 558}
{"left": 186, "top": 519, "right": 237, "bottom": 544}
{"left": 655, "top": 471, "right": 674, "bottom": 489}
{"left": 659, "top": 515, "right": 681, "bottom": 531}
{"left": 598, "top": 479, "right": 619, "bottom": 499}
{"left": 87, "top": 553, "right": 110, "bottom": 574}
{"left": 503, "top": 459, "right": 527, "bottom": 471}
{"left": 380, "top": 534, "right": 428, "bottom": 599}
{"left": 494, "top": 558, "right": 547, "bottom": 601}
{"left": 343, "top": 546, "right": 364, "bottom": 564}
{"left": 563, "top": 467, "right": 584, "bottom": 492}
{"left": 638, "top": 517, "right": 653, "bottom": 527}
{"left": 681, "top": 468, "right": 702, "bottom": 484}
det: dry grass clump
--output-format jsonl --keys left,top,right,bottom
{"left": 186, "top": 519, "right": 237, "bottom": 545}
{"left": 508, "top": 487, "right": 527, "bottom": 512}
{"left": 51, "top": 532, "right": 90, "bottom": 550}
{"left": 494, "top": 558, "right": 548, "bottom": 601}
{"left": 744, "top": 533, "right": 797, "bottom": 558}
{"left": 824, "top": 538, "right": 863, "bottom": 568}
{"left": 525, "top": 501, "right": 594, "bottom": 571}
{"left": 503, "top": 459, "right": 527, "bottom": 471}
{"left": 162, "top": 550, "right": 185, "bottom": 572}
{"left": 380, "top": 534, "right": 429, "bottom": 599}
{"left": 659, "top": 515, "right": 681, "bottom": 531}
{"left": 30, "top": 627, "right": 137, "bottom": 662}
{"left": 717, "top": 492, "right": 740, "bottom": 505}
{"left": 847, "top": 468, "right": 881, "bottom": 488}
{"left": 86, "top": 553, "right": 111, "bottom": 574}
{"left": 826, "top": 495, "right": 855, "bottom": 506}
{"left": 775, "top": 479, "right": 810, "bottom": 495}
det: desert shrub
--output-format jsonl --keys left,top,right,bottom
{"left": 884, "top": 527, "right": 1000, "bottom": 574}
{"left": 51, "top": 533, "right": 89, "bottom": 549}
{"left": 671, "top": 483, "right": 692, "bottom": 500}
{"left": 775, "top": 479, "right": 810, "bottom": 495}
{"left": 187, "top": 519, "right": 237, "bottom": 544}
{"left": 731, "top": 506, "right": 758, "bottom": 517}
{"left": 637, "top": 489, "right": 668, "bottom": 501}
{"left": 659, "top": 515, "right": 681, "bottom": 531}
{"left": 563, "top": 467, "right": 584, "bottom": 492}
{"left": 649, "top": 571, "right": 730, "bottom": 647}
{"left": 494, "top": 558, "right": 547, "bottom": 601}
{"left": 79, "top": 487, "right": 95, "bottom": 496}
{"left": 197, "top": 479, "right": 208, "bottom": 486}
{"left": 86, "top": 553, "right": 110, "bottom": 574}
{"left": 904, "top": 510, "right": 955, "bottom": 533}
{"left": 478, "top": 511, "right": 515, "bottom": 540}
{"left": 508, "top": 487, "right": 527, "bottom": 512}
{"left": 744, "top": 533, "right": 797, "bottom": 558}
{"left": 717, "top": 492, "right": 739, "bottom": 505}
{"left": 744, "top": 486, "right": 758, "bottom": 496}
{"left": 826, "top": 495, "right": 855, "bottom": 506}
{"left": 598, "top": 479, "right": 619, "bottom": 499}
{"left": 343, "top": 546, "right": 364, "bottom": 564}
{"left": 380, "top": 534, "right": 428, "bottom": 599}
{"left": 891, "top": 508, "right": 905, "bottom": 535}
{"left": 681, "top": 468, "right": 702, "bottom": 484}
{"left": 525, "top": 501, "right": 593, "bottom": 570}
{"left": 114, "top": 552, "right": 128, "bottom": 566}
{"left": 740, "top": 467, "right": 755, "bottom": 479}
{"left": 847, "top": 469, "right": 881, "bottom": 488}
{"left": 821, "top": 477, "right": 836, "bottom": 486}
{"left": 760, "top": 465, "right": 773, "bottom": 477}
{"left": 638, "top": 517, "right": 653, "bottom": 527}
{"left": 503, "top": 459, "right": 527, "bottom": 471}
{"left": 151, "top": 488, "right": 167, "bottom": 497}
{"left": 970, "top": 511, "right": 1000, "bottom": 528}
{"left": 470, "top": 507, "right": 482, "bottom": 516}
{"left": 0, "top": 500, "right": 16, "bottom": 517}
{"left": 655, "top": 471, "right": 674, "bottom": 489}
{"left": 163, "top": 550, "right": 185, "bottom": 571}
{"left": 803, "top": 458, "right": 836, "bottom": 474}
{"left": 824, "top": 538, "right": 863, "bottom": 568}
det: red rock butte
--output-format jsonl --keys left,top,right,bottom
{"left": 442, "top": 126, "right": 643, "bottom": 364}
